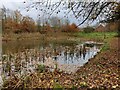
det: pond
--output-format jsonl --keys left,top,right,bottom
{"left": 1, "top": 40, "right": 102, "bottom": 79}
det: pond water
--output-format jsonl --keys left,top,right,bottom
{"left": 1, "top": 40, "right": 102, "bottom": 79}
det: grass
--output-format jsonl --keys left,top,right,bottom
{"left": 2, "top": 32, "right": 117, "bottom": 54}
{"left": 101, "top": 42, "right": 110, "bottom": 51}
{"left": 72, "top": 32, "right": 117, "bottom": 42}
{"left": 75, "top": 32, "right": 117, "bottom": 39}
{"left": 73, "top": 32, "right": 117, "bottom": 52}
{"left": 2, "top": 31, "right": 117, "bottom": 42}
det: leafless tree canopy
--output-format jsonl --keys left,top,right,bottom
{"left": 22, "top": 0, "right": 120, "bottom": 26}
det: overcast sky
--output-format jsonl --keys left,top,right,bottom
{"left": 0, "top": 0, "right": 63, "bottom": 9}
{"left": 0, "top": 0, "right": 100, "bottom": 27}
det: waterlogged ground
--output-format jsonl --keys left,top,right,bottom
{"left": 0, "top": 32, "right": 119, "bottom": 89}
{"left": 1, "top": 40, "right": 102, "bottom": 78}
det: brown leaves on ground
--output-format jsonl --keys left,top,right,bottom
{"left": 2, "top": 37, "right": 120, "bottom": 89}
{"left": 76, "top": 37, "right": 119, "bottom": 89}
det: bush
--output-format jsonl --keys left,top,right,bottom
{"left": 61, "top": 23, "right": 79, "bottom": 32}
{"left": 83, "top": 26, "right": 95, "bottom": 33}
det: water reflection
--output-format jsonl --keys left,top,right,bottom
{"left": 1, "top": 41, "right": 101, "bottom": 78}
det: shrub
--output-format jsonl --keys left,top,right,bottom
{"left": 61, "top": 23, "right": 79, "bottom": 32}
{"left": 83, "top": 26, "right": 95, "bottom": 33}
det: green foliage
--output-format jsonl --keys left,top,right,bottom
{"left": 36, "top": 64, "right": 45, "bottom": 73}
{"left": 53, "top": 83, "right": 63, "bottom": 90}
{"left": 83, "top": 26, "right": 95, "bottom": 33}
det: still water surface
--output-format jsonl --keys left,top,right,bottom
{"left": 1, "top": 40, "right": 102, "bottom": 76}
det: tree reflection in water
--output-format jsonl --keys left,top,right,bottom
{"left": 2, "top": 42, "right": 100, "bottom": 77}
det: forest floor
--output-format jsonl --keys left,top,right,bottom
{"left": 1, "top": 32, "right": 120, "bottom": 89}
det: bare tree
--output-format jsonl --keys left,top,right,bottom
{"left": 13, "top": 10, "right": 22, "bottom": 24}
{"left": 49, "top": 16, "right": 60, "bottom": 27}
{"left": 23, "top": 0, "right": 120, "bottom": 27}
{"left": 1, "top": 5, "right": 7, "bottom": 33}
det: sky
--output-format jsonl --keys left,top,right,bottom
{"left": 0, "top": 0, "right": 100, "bottom": 27}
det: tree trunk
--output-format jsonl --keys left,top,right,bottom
{"left": 118, "top": 20, "right": 120, "bottom": 37}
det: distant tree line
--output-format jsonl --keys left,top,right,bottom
{"left": 0, "top": 6, "right": 119, "bottom": 34}
{"left": 1, "top": 8, "right": 80, "bottom": 34}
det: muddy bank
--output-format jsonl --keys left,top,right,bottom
{"left": 75, "top": 37, "right": 119, "bottom": 89}
{"left": 2, "top": 32, "right": 75, "bottom": 42}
